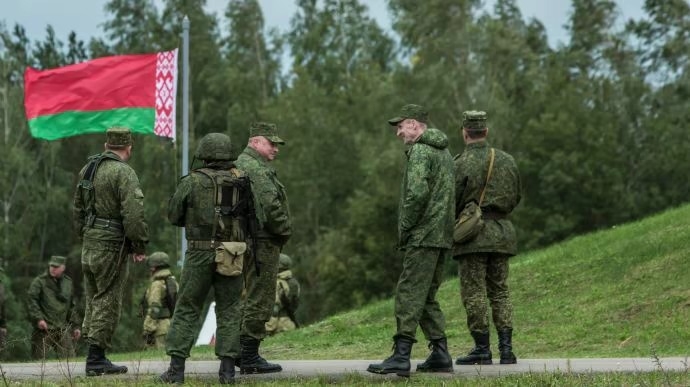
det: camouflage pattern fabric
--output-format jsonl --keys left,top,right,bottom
{"left": 143, "top": 267, "right": 177, "bottom": 349}
{"left": 73, "top": 150, "right": 148, "bottom": 349}
{"left": 452, "top": 141, "right": 521, "bottom": 257}
{"left": 458, "top": 253, "right": 513, "bottom": 332}
{"left": 235, "top": 146, "right": 292, "bottom": 340}
{"left": 395, "top": 247, "right": 450, "bottom": 341}
{"left": 165, "top": 161, "right": 254, "bottom": 359}
{"left": 240, "top": 239, "right": 281, "bottom": 339}
{"left": 31, "top": 327, "right": 76, "bottom": 359}
{"left": 398, "top": 128, "right": 455, "bottom": 249}
{"left": 393, "top": 127, "right": 454, "bottom": 342}
{"left": 265, "top": 269, "right": 300, "bottom": 335}
{"left": 0, "top": 279, "right": 6, "bottom": 352}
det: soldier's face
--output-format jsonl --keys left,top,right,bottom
{"left": 254, "top": 137, "right": 279, "bottom": 161}
{"left": 396, "top": 119, "right": 422, "bottom": 145}
{"left": 49, "top": 264, "right": 65, "bottom": 278}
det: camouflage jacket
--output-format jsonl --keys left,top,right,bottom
{"left": 143, "top": 268, "right": 177, "bottom": 333}
{"left": 453, "top": 141, "right": 522, "bottom": 257}
{"left": 273, "top": 270, "right": 300, "bottom": 318}
{"left": 26, "top": 272, "right": 80, "bottom": 330}
{"left": 72, "top": 151, "right": 149, "bottom": 253}
{"left": 398, "top": 128, "right": 455, "bottom": 249}
{"left": 235, "top": 147, "right": 292, "bottom": 244}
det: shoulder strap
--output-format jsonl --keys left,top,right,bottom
{"left": 164, "top": 276, "right": 177, "bottom": 312}
{"left": 478, "top": 148, "right": 495, "bottom": 206}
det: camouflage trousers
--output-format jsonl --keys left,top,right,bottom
{"left": 458, "top": 253, "right": 513, "bottom": 333}
{"left": 394, "top": 247, "right": 449, "bottom": 342}
{"left": 82, "top": 243, "right": 129, "bottom": 349}
{"left": 143, "top": 317, "right": 170, "bottom": 350}
{"left": 31, "top": 328, "right": 75, "bottom": 360}
{"left": 241, "top": 239, "right": 281, "bottom": 340}
{"left": 166, "top": 250, "right": 243, "bottom": 359}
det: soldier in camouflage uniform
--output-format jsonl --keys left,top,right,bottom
{"left": 453, "top": 111, "right": 522, "bottom": 365}
{"left": 27, "top": 256, "right": 81, "bottom": 359}
{"left": 265, "top": 254, "right": 300, "bottom": 335}
{"left": 235, "top": 122, "right": 291, "bottom": 374}
{"left": 141, "top": 252, "right": 178, "bottom": 349}
{"left": 368, "top": 104, "right": 456, "bottom": 377}
{"left": 73, "top": 127, "right": 149, "bottom": 376}
{"left": 160, "top": 133, "right": 257, "bottom": 385}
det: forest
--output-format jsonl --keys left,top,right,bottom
{"left": 0, "top": 0, "right": 689, "bottom": 360}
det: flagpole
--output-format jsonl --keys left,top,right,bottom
{"left": 180, "top": 15, "right": 190, "bottom": 265}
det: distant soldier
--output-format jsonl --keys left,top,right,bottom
{"left": 0, "top": 267, "right": 8, "bottom": 352}
{"left": 26, "top": 256, "right": 81, "bottom": 359}
{"left": 160, "top": 133, "right": 257, "bottom": 385}
{"left": 265, "top": 254, "right": 300, "bottom": 335}
{"left": 141, "top": 252, "right": 178, "bottom": 349}
{"left": 73, "top": 127, "right": 149, "bottom": 376}
{"left": 235, "top": 122, "right": 292, "bottom": 374}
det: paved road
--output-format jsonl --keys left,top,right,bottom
{"left": 1, "top": 357, "right": 687, "bottom": 381}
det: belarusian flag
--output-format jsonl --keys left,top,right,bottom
{"left": 24, "top": 49, "right": 178, "bottom": 141}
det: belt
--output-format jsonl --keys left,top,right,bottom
{"left": 91, "top": 217, "right": 124, "bottom": 231}
{"left": 187, "top": 240, "right": 218, "bottom": 251}
{"left": 481, "top": 210, "right": 508, "bottom": 221}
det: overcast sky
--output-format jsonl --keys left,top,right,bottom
{"left": 2, "top": 0, "right": 646, "bottom": 48}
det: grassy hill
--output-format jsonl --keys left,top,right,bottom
{"left": 121, "top": 203, "right": 690, "bottom": 362}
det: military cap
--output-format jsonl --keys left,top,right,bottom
{"left": 462, "top": 110, "right": 488, "bottom": 131}
{"left": 249, "top": 122, "right": 285, "bottom": 145}
{"left": 49, "top": 255, "right": 67, "bottom": 267}
{"left": 146, "top": 251, "right": 170, "bottom": 269}
{"left": 387, "top": 104, "right": 429, "bottom": 126}
{"left": 279, "top": 253, "right": 292, "bottom": 271}
{"left": 106, "top": 127, "right": 133, "bottom": 148}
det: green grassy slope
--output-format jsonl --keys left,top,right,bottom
{"left": 119, "top": 204, "right": 690, "bottom": 362}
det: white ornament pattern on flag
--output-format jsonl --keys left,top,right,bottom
{"left": 154, "top": 49, "right": 178, "bottom": 141}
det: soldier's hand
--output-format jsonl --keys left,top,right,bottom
{"left": 73, "top": 329, "right": 81, "bottom": 340}
{"left": 133, "top": 253, "right": 146, "bottom": 262}
{"left": 37, "top": 320, "right": 48, "bottom": 330}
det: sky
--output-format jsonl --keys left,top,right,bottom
{"left": 2, "top": 0, "right": 647, "bottom": 49}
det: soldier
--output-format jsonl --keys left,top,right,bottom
{"left": 453, "top": 111, "right": 522, "bottom": 365}
{"left": 0, "top": 267, "right": 8, "bottom": 352}
{"left": 368, "top": 104, "right": 456, "bottom": 377}
{"left": 73, "top": 127, "right": 149, "bottom": 376}
{"left": 141, "top": 252, "right": 178, "bottom": 349}
{"left": 26, "top": 255, "right": 81, "bottom": 359}
{"left": 160, "top": 133, "right": 257, "bottom": 385}
{"left": 265, "top": 253, "right": 300, "bottom": 335}
{"left": 235, "top": 122, "right": 292, "bottom": 374}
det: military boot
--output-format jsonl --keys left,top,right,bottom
{"left": 366, "top": 336, "right": 414, "bottom": 377}
{"left": 219, "top": 357, "right": 235, "bottom": 384}
{"left": 85, "top": 344, "right": 128, "bottom": 376}
{"left": 455, "top": 331, "right": 492, "bottom": 365}
{"left": 416, "top": 337, "right": 453, "bottom": 372}
{"left": 239, "top": 335, "right": 282, "bottom": 374}
{"left": 157, "top": 356, "right": 185, "bottom": 384}
{"left": 497, "top": 328, "right": 517, "bottom": 364}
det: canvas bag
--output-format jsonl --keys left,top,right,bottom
{"left": 215, "top": 241, "right": 246, "bottom": 277}
{"left": 453, "top": 148, "right": 495, "bottom": 243}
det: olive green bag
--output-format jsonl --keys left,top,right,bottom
{"left": 453, "top": 148, "right": 495, "bottom": 243}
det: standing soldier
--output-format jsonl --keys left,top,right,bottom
{"left": 368, "top": 104, "right": 456, "bottom": 377}
{"left": 235, "top": 122, "right": 291, "bottom": 374}
{"left": 73, "top": 127, "right": 149, "bottom": 376}
{"left": 159, "top": 133, "right": 257, "bottom": 385}
{"left": 265, "top": 253, "right": 300, "bottom": 335}
{"left": 26, "top": 255, "right": 81, "bottom": 359}
{"left": 453, "top": 111, "right": 522, "bottom": 365}
{"left": 141, "top": 252, "right": 178, "bottom": 349}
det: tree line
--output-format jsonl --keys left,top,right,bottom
{"left": 0, "top": 0, "right": 688, "bottom": 359}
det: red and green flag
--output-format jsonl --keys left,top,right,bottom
{"left": 24, "top": 49, "right": 178, "bottom": 141}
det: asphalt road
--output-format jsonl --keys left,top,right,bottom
{"left": 1, "top": 357, "right": 687, "bottom": 382}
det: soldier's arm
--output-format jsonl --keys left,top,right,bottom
{"left": 146, "top": 281, "right": 166, "bottom": 320}
{"left": 454, "top": 157, "right": 469, "bottom": 211}
{"left": 72, "top": 166, "right": 88, "bottom": 239}
{"left": 167, "top": 176, "right": 193, "bottom": 227}
{"left": 119, "top": 167, "right": 149, "bottom": 254}
{"left": 254, "top": 170, "right": 291, "bottom": 236}
{"left": 65, "top": 280, "right": 81, "bottom": 328}
{"left": 26, "top": 278, "right": 46, "bottom": 323}
{"left": 399, "top": 146, "right": 431, "bottom": 232}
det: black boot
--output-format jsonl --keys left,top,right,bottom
{"left": 455, "top": 331, "right": 492, "bottom": 365}
{"left": 416, "top": 337, "right": 453, "bottom": 373}
{"left": 219, "top": 357, "right": 235, "bottom": 384}
{"left": 497, "top": 328, "right": 517, "bottom": 364}
{"left": 239, "top": 335, "right": 282, "bottom": 374}
{"left": 367, "top": 336, "right": 414, "bottom": 377}
{"left": 85, "top": 344, "right": 128, "bottom": 376}
{"left": 156, "top": 355, "right": 185, "bottom": 384}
